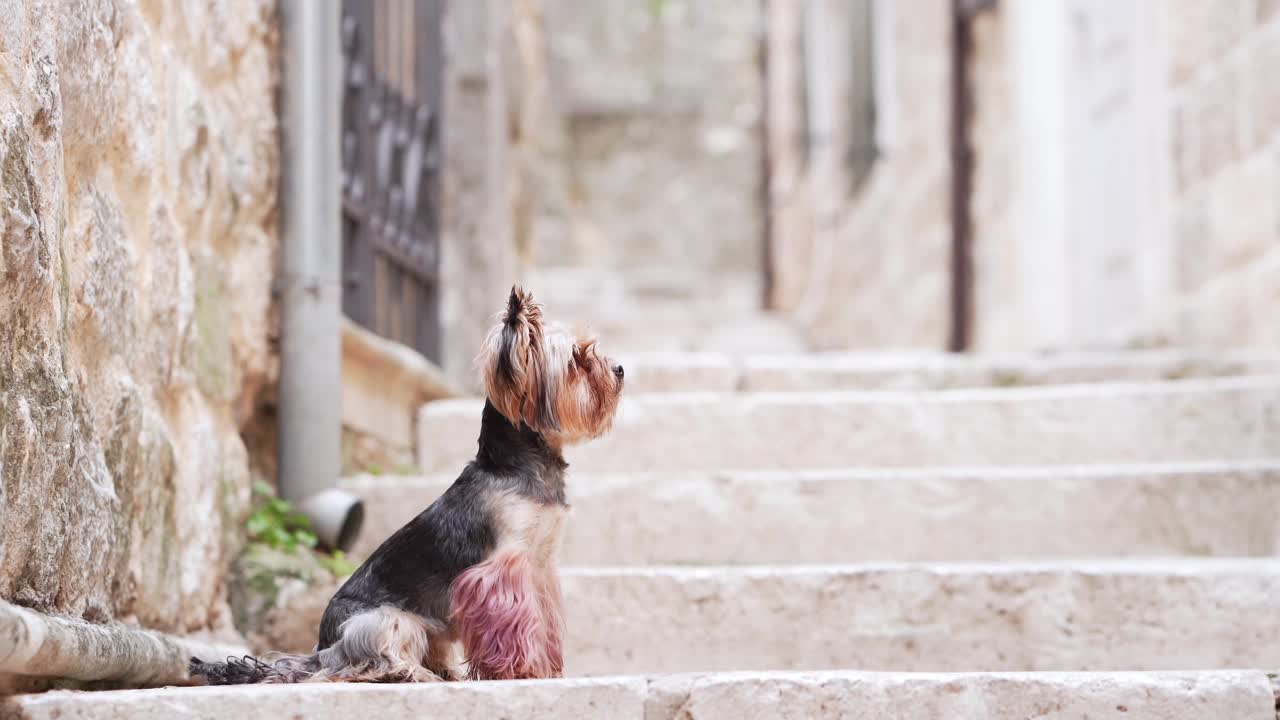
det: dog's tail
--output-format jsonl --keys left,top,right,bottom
{"left": 189, "top": 653, "right": 316, "bottom": 685}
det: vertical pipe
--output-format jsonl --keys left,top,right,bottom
{"left": 278, "top": 0, "right": 363, "bottom": 551}
{"left": 948, "top": 0, "right": 976, "bottom": 352}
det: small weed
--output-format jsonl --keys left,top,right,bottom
{"left": 247, "top": 481, "right": 318, "bottom": 553}
{"left": 990, "top": 369, "right": 1025, "bottom": 387}
{"left": 317, "top": 550, "right": 358, "bottom": 577}
{"left": 357, "top": 462, "right": 421, "bottom": 477}
{"left": 246, "top": 482, "right": 356, "bottom": 577}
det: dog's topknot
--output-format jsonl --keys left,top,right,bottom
{"left": 505, "top": 286, "right": 531, "bottom": 324}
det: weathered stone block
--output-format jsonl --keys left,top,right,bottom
{"left": 1167, "top": 0, "right": 1250, "bottom": 87}
{"left": 737, "top": 349, "right": 1279, "bottom": 391}
{"left": 439, "top": 0, "right": 515, "bottom": 387}
{"left": 562, "top": 560, "right": 1280, "bottom": 675}
{"left": 6, "top": 671, "right": 1275, "bottom": 720}
{"left": 1186, "top": 69, "right": 1242, "bottom": 184}
{"left": 648, "top": 671, "right": 1277, "bottom": 720}
{"left": 1172, "top": 97, "right": 1201, "bottom": 191}
{"left": 419, "top": 377, "right": 1280, "bottom": 472}
{"left": 346, "top": 463, "right": 1280, "bottom": 565}
{"left": 0, "top": 0, "right": 278, "bottom": 635}
{"left": 1247, "top": 25, "right": 1280, "bottom": 148}
{"left": 531, "top": 0, "right": 765, "bottom": 281}
{"left": 1207, "top": 154, "right": 1278, "bottom": 275}
{"left": 1174, "top": 187, "right": 1212, "bottom": 291}
{"left": 1257, "top": 0, "right": 1280, "bottom": 23}
{"left": 9, "top": 677, "right": 650, "bottom": 719}
{"left": 1172, "top": 244, "right": 1280, "bottom": 348}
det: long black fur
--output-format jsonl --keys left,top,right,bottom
{"left": 190, "top": 400, "right": 568, "bottom": 685}
{"left": 189, "top": 655, "right": 282, "bottom": 686}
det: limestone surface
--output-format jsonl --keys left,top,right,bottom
{"left": 561, "top": 560, "right": 1280, "bottom": 676}
{"left": 5, "top": 671, "right": 1274, "bottom": 719}
{"left": 345, "top": 462, "right": 1280, "bottom": 564}
{"left": 0, "top": 0, "right": 278, "bottom": 633}
{"left": 419, "top": 377, "right": 1280, "bottom": 472}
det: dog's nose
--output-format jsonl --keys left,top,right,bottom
{"left": 612, "top": 364, "right": 624, "bottom": 380}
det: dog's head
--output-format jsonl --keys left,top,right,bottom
{"left": 477, "top": 286, "right": 623, "bottom": 445}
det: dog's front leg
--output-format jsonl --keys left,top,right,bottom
{"left": 450, "top": 548, "right": 565, "bottom": 680}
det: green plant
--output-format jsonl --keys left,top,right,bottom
{"left": 247, "top": 481, "right": 318, "bottom": 553}
{"left": 317, "top": 550, "right": 358, "bottom": 578}
{"left": 244, "top": 482, "right": 359, "bottom": 578}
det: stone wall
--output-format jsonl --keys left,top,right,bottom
{"left": 772, "top": 0, "right": 1277, "bottom": 353}
{"left": 438, "top": 1, "right": 1276, "bottom": 362}
{"left": 966, "top": 0, "right": 1279, "bottom": 351}
{"left": 966, "top": 5, "right": 1017, "bottom": 351}
{"left": 1161, "top": 0, "right": 1280, "bottom": 347}
{"left": 0, "top": 0, "right": 278, "bottom": 635}
{"left": 518, "top": 0, "right": 765, "bottom": 295}
{"left": 767, "top": 0, "right": 953, "bottom": 350}
{"left": 438, "top": 0, "right": 517, "bottom": 387}
{"left": 970, "top": 1, "right": 1163, "bottom": 351}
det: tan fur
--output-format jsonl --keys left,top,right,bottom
{"left": 491, "top": 492, "right": 570, "bottom": 566}
{"left": 476, "top": 287, "right": 623, "bottom": 447}
{"left": 310, "top": 607, "right": 446, "bottom": 683}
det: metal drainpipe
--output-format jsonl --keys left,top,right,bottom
{"left": 277, "top": 0, "right": 363, "bottom": 552}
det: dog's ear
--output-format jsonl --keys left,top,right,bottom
{"left": 478, "top": 286, "right": 554, "bottom": 430}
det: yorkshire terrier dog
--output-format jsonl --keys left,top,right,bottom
{"left": 192, "top": 286, "right": 623, "bottom": 684}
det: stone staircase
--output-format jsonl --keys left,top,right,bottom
{"left": 11, "top": 350, "right": 1280, "bottom": 718}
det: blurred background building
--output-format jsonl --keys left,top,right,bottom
{"left": 0, "top": 0, "right": 1277, "bottom": 691}
{"left": 504, "top": 0, "right": 1278, "bottom": 358}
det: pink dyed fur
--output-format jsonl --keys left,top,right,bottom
{"left": 449, "top": 548, "right": 565, "bottom": 680}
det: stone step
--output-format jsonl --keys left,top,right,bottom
{"left": 417, "top": 376, "right": 1280, "bottom": 472}
{"left": 248, "top": 559, "right": 1280, "bottom": 675}
{"left": 560, "top": 560, "right": 1280, "bottom": 676}
{"left": 343, "top": 462, "right": 1280, "bottom": 563}
{"left": 618, "top": 349, "right": 1278, "bottom": 393}
{"left": 9, "top": 670, "right": 1276, "bottom": 719}
{"left": 527, "top": 268, "right": 811, "bottom": 355}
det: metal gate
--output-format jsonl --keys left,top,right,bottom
{"left": 340, "top": 0, "right": 444, "bottom": 362}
